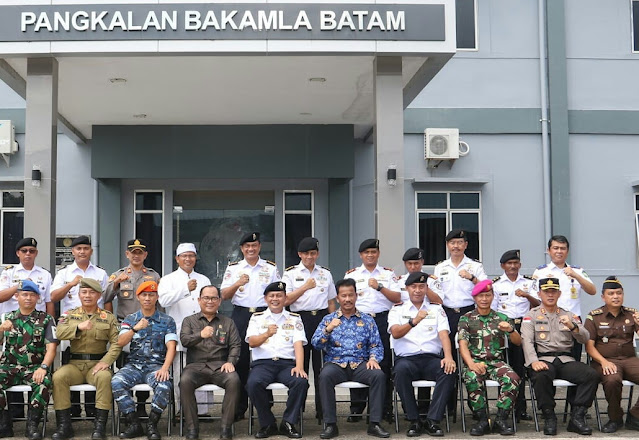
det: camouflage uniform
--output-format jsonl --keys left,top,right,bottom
{"left": 458, "top": 309, "right": 520, "bottom": 411}
{"left": 0, "top": 310, "right": 56, "bottom": 410}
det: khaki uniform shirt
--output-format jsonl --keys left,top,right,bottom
{"left": 103, "top": 266, "right": 161, "bottom": 321}
{"left": 585, "top": 305, "right": 638, "bottom": 360}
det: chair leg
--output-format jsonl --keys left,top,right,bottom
{"left": 563, "top": 395, "right": 569, "bottom": 423}
{"left": 459, "top": 376, "right": 466, "bottom": 432}
{"left": 393, "top": 389, "right": 399, "bottom": 433}
{"left": 248, "top": 399, "right": 253, "bottom": 435}
{"left": 594, "top": 388, "right": 602, "bottom": 432}
{"left": 628, "top": 385, "right": 635, "bottom": 418}
{"left": 529, "top": 380, "right": 539, "bottom": 432}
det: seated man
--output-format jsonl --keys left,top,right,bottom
{"left": 585, "top": 276, "right": 639, "bottom": 433}
{"left": 246, "top": 281, "right": 309, "bottom": 439}
{"left": 312, "top": 278, "right": 390, "bottom": 439}
{"left": 52, "top": 278, "right": 121, "bottom": 440}
{"left": 458, "top": 280, "right": 521, "bottom": 436}
{"left": 112, "top": 281, "right": 177, "bottom": 440}
{"left": 389, "top": 272, "right": 456, "bottom": 437}
{"left": 0, "top": 280, "right": 56, "bottom": 440}
{"left": 521, "top": 277, "right": 599, "bottom": 436}
{"left": 180, "top": 285, "right": 242, "bottom": 440}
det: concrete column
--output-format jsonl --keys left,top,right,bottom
{"left": 24, "top": 58, "right": 58, "bottom": 272}
{"left": 373, "top": 57, "right": 404, "bottom": 268}
{"left": 328, "top": 178, "right": 350, "bottom": 276}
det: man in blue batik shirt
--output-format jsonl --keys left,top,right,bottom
{"left": 112, "top": 281, "right": 177, "bottom": 440}
{"left": 312, "top": 278, "right": 389, "bottom": 439}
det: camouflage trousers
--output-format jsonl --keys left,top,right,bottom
{"left": 462, "top": 360, "right": 520, "bottom": 411}
{"left": 112, "top": 363, "right": 172, "bottom": 415}
{"left": 0, "top": 363, "right": 51, "bottom": 410}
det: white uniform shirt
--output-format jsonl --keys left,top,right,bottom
{"left": 397, "top": 273, "right": 443, "bottom": 303}
{"left": 344, "top": 264, "right": 400, "bottom": 314}
{"left": 532, "top": 262, "right": 591, "bottom": 317}
{"left": 52, "top": 261, "right": 108, "bottom": 312}
{"left": 0, "top": 263, "right": 51, "bottom": 313}
{"left": 434, "top": 256, "right": 487, "bottom": 308}
{"left": 246, "top": 309, "right": 307, "bottom": 361}
{"left": 388, "top": 301, "right": 450, "bottom": 357}
{"left": 221, "top": 258, "right": 280, "bottom": 308}
{"left": 158, "top": 268, "right": 211, "bottom": 344}
{"left": 491, "top": 273, "right": 539, "bottom": 319}
{"left": 281, "top": 263, "right": 337, "bottom": 312}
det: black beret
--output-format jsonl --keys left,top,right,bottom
{"left": 499, "top": 249, "right": 520, "bottom": 264}
{"left": 358, "top": 238, "right": 379, "bottom": 253}
{"left": 402, "top": 248, "right": 424, "bottom": 261}
{"left": 445, "top": 229, "right": 467, "bottom": 242}
{"left": 15, "top": 237, "right": 37, "bottom": 251}
{"left": 263, "top": 281, "right": 286, "bottom": 295}
{"left": 127, "top": 239, "right": 147, "bottom": 250}
{"left": 71, "top": 235, "right": 91, "bottom": 247}
{"left": 602, "top": 276, "right": 623, "bottom": 291}
{"left": 240, "top": 232, "right": 260, "bottom": 245}
{"left": 539, "top": 277, "right": 560, "bottom": 291}
{"left": 405, "top": 271, "right": 429, "bottom": 286}
{"left": 298, "top": 237, "right": 319, "bottom": 252}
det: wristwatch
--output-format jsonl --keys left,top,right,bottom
{"left": 40, "top": 363, "right": 48, "bottom": 370}
{"left": 408, "top": 318, "right": 416, "bottom": 328}
{"left": 376, "top": 283, "right": 384, "bottom": 291}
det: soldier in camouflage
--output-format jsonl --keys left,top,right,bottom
{"left": 0, "top": 279, "right": 57, "bottom": 440}
{"left": 458, "top": 279, "right": 521, "bottom": 436}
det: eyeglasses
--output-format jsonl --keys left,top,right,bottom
{"left": 201, "top": 296, "right": 221, "bottom": 303}
{"left": 19, "top": 249, "right": 37, "bottom": 254}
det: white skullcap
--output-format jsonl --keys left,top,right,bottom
{"left": 175, "top": 243, "right": 197, "bottom": 256}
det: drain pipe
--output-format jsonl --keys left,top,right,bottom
{"left": 92, "top": 179, "right": 99, "bottom": 265}
{"left": 539, "top": 0, "right": 552, "bottom": 243}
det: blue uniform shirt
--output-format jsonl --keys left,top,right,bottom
{"left": 311, "top": 309, "right": 383, "bottom": 369}
{"left": 120, "top": 310, "right": 178, "bottom": 366}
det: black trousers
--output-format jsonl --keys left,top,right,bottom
{"left": 507, "top": 320, "right": 527, "bottom": 413}
{"left": 297, "top": 309, "right": 328, "bottom": 418}
{"left": 528, "top": 358, "right": 599, "bottom": 411}
{"left": 319, "top": 362, "right": 385, "bottom": 425}
{"left": 443, "top": 305, "right": 475, "bottom": 413}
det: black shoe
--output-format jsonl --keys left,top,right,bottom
{"left": 52, "top": 409, "right": 74, "bottom": 440}
{"left": 185, "top": 429, "right": 199, "bottom": 440}
{"left": 347, "top": 415, "right": 362, "bottom": 423}
{"left": 91, "top": 408, "right": 109, "bottom": 440}
{"left": 367, "top": 423, "right": 390, "bottom": 438}
{"left": 26, "top": 408, "right": 42, "bottom": 440}
{"left": 320, "top": 424, "right": 338, "bottom": 439}
{"left": 542, "top": 409, "right": 557, "bottom": 436}
{"left": 627, "top": 413, "right": 639, "bottom": 431}
{"left": 119, "top": 412, "right": 144, "bottom": 439}
{"left": 601, "top": 419, "right": 622, "bottom": 433}
{"left": 220, "top": 426, "right": 233, "bottom": 440}
{"left": 255, "top": 423, "right": 278, "bottom": 439}
{"left": 406, "top": 421, "right": 422, "bottom": 437}
{"left": 516, "top": 411, "right": 532, "bottom": 422}
{"left": 279, "top": 421, "right": 301, "bottom": 439}
{"left": 470, "top": 410, "right": 490, "bottom": 436}
{"left": 493, "top": 408, "right": 515, "bottom": 436}
{"left": 146, "top": 411, "right": 162, "bottom": 440}
{"left": 567, "top": 406, "right": 592, "bottom": 435}
{"left": 422, "top": 419, "right": 443, "bottom": 437}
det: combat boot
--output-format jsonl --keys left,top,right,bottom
{"left": 567, "top": 406, "right": 592, "bottom": 435}
{"left": 119, "top": 411, "right": 144, "bottom": 439}
{"left": 541, "top": 408, "right": 557, "bottom": 436}
{"left": 146, "top": 410, "right": 162, "bottom": 440}
{"left": 493, "top": 408, "right": 514, "bottom": 436}
{"left": 470, "top": 409, "right": 490, "bottom": 436}
{"left": 25, "top": 408, "right": 43, "bottom": 440}
{"left": 91, "top": 409, "right": 109, "bottom": 440}
{"left": 52, "top": 409, "right": 74, "bottom": 440}
{"left": 0, "top": 408, "right": 13, "bottom": 438}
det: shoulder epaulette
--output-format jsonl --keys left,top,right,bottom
{"left": 2, "top": 265, "right": 13, "bottom": 271}
{"left": 588, "top": 308, "right": 603, "bottom": 315}
{"left": 285, "top": 266, "right": 296, "bottom": 272}
{"left": 319, "top": 265, "right": 330, "bottom": 271}
{"left": 392, "top": 302, "right": 403, "bottom": 307}
{"left": 97, "top": 265, "right": 104, "bottom": 270}
{"left": 289, "top": 312, "right": 300, "bottom": 317}
{"left": 265, "top": 260, "right": 276, "bottom": 266}
{"left": 492, "top": 276, "right": 501, "bottom": 282}
{"left": 570, "top": 265, "right": 582, "bottom": 269}
{"left": 536, "top": 264, "right": 547, "bottom": 270}
{"left": 623, "top": 306, "right": 637, "bottom": 313}
{"left": 429, "top": 274, "right": 437, "bottom": 280}
{"left": 99, "top": 308, "right": 114, "bottom": 316}
{"left": 228, "top": 261, "right": 239, "bottom": 266}
{"left": 383, "top": 267, "right": 393, "bottom": 271}
{"left": 435, "top": 261, "right": 444, "bottom": 266}
{"left": 473, "top": 258, "right": 482, "bottom": 263}
{"left": 523, "top": 275, "right": 534, "bottom": 280}
{"left": 252, "top": 311, "right": 264, "bottom": 316}
{"left": 345, "top": 268, "right": 356, "bottom": 274}
{"left": 146, "top": 267, "right": 157, "bottom": 272}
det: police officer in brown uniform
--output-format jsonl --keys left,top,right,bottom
{"left": 585, "top": 276, "right": 639, "bottom": 433}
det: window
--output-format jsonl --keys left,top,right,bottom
{"left": 416, "top": 191, "right": 481, "bottom": 265}
{"left": 633, "top": 0, "right": 639, "bottom": 52}
{"left": 456, "top": 0, "right": 478, "bottom": 50}
{"left": 1, "top": 191, "right": 24, "bottom": 266}
{"left": 134, "top": 190, "right": 164, "bottom": 272}
{"left": 283, "top": 191, "right": 314, "bottom": 268}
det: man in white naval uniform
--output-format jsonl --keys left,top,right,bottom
{"left": 344, "top": 238, "right": 400, "bottom": 422}
{"left": 220, "top": 232, "right": 280, "bottom": 420}
{"left": 158, "top": 242, "right": 212, "bottom": 414}
{"left": 397, "top": 248, "right": 442, "bottom": 304}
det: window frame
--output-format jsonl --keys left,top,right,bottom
{"left": 133, "top": 189, "right": 165, "bottom": 271}
{"left": 456, "top": 0, "right": 479, "bottom": 52}
{"left": 415, "top": 191, "right": 482, "bottom": 265}
{"left": 282, "top": 190, "right": 315, "bottom": 267}
{"left": 632, "top": 0, "right": 639, "bottom": 53}
{"left": 0, "top": 190, "right": 24, "bottom": 267}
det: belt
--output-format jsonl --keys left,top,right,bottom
{"left": 235, "top": 305, "right": 267, "bottom": 313}
{"left": 254, "top": 357, "right": 295, "bottom": 362}
{"left": 539, "top": 351, "right": 571, "bottom": 358}
{"left": 443, "top": 305, "right": 475, "bottom": 314}
{"left": 297, "top": 308, "right": 328, "bottom": 316}
{"left": 513, "top": 318, "right": 522, "bottom": 324}
{"left": 71, "top": 353, "right": 105, "bottom": 361}
{"left": 367, "top": 311, "right": 389, "bottom": 318}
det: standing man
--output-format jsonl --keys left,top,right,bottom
{"left": 521, "top": 277, "right": 599, "bottom": 436}
{"left": 51, "top": 235, "right": 108, "bottom": 314}
{"left": 220, "top": 232, "right": 280, "bottom": 420}
{"left": 158, "top": 243, "right": 212, "bottom": 417}
{"left": 0, "top": 280, "right": 57, "bottom": 440}
{"left": 585, "top": 276, "right": 639, "bottom": 433}
{"left": 491, "top": 249, "right": 539, "bottom": 422}
{"left": 52, "top": 278, "right": 121, "bottom": 440}
{"left": 281, "top": 237, "right": 336, "bottom": 421}
{"left": 180, "top": 285, "right": 242, "bottom": 440}
{"left": 112, "top": 281, "right": 177, "bottom": 440}
{"left": 312, "top": 278, "right": 390, "bottom": 439}
{"left": 246, "top": 282, "right": 309, "bottom": 439}
{"left": 0, "top": 237, "right": 53, "bottom": 317}
{"left": 458, "top": 279, "right": 521, "bottom": 436}
{"left": 532, "top": 235, "right": 596, "bottom": 361}
{"left": 389, "top": 272, "right": 456, "bottom": 437}
{"left": 397, "top": 248, "right": 442, "bottom": 304}
{"left": 344, "top": 239, "right": 400, "bottom": 422}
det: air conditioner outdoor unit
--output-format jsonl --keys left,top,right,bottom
{"left": 424, "top": 128, "right": 459, "bottom": 160}
{"left": 0, "top": 121, "right": 18, "bottom": 155}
